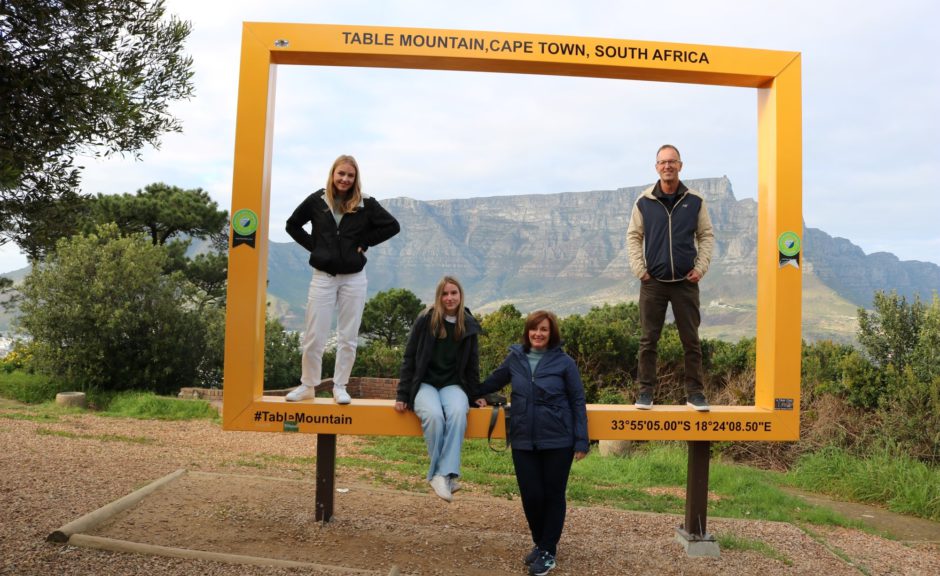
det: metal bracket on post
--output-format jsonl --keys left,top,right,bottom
{"left": 315, "top": 433, "right": 337, "bottom": 522}
{"left": 675, "top": 440, "right": 720, "bottom": 557}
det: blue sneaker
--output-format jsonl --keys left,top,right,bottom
{"left": 529, "top": 550, "right": 556, "bottom": 575}
{"left": 635, "top": 390, "right": 654, "bottom": 410}
{"left": 523, "top": 545, "right": 539, "bottom": 566}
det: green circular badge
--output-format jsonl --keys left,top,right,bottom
{"left": 232, "top": 209, "right": 258, "bottom": 236}
{"left": 777, "top": 231, "right": 801, "bottom": 257}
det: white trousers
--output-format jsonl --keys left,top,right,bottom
{"left": 300, "top": 269, "right": 368, "bottom": 389}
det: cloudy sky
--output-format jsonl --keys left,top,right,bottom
{"left": 3, "top": 0, "right": 938, "bottom": 271}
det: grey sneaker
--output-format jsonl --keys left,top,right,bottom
{"left": 285, "top": 384, "right": 316, "bottom": 402}
{"left": 429, "top": 475, "right": 452, "bottom": 502}
{"left": 529, "top": 550, "right": 556, "bottom": 575}
{"left": 333, "top": 385, "right": 351, "bottom": 405}
{"left": 448, "top": 476, "right": 461, "bottom": 494}
{"left": 687, "top": 393, "right": 710, "bottom": 412}
{"left": 635, "top": 390, "right": 654, "bottom": 410}
{"left": 523, "top": 545, "right": 540, "bottom": 566}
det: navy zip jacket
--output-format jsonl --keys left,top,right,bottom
{"left": 479, "top": 344, "right": 589, "bottom": 453}
{"left": 626, "top": 181, "right": 715, "bottom": 282}
{"left": 286, "top": 189, "right": 400, "bottom": 275}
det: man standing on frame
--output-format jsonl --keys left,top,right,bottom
{"left": 626, "top": 144, "right": 715, "bottom": 412}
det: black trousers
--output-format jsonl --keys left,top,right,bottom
{"left": 511, "top": 447, "right": 575, "bottom": 556}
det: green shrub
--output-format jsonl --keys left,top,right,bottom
{"left": 104, "top": 391, "right": 217, "bottom": 420}
{"left": 788, "top": 444, "right": 940, "bottom": 521}
{"left": 264, "top": 316, "right": 301, "bottom": 389}
{"left": 707, "top": 337, "right": 756, "bottom": 377}
{"left": 879, "top": 371, "right": 940, "bottom": 463}
{"left": 0, "top": 370, "right": 70, "bottom": 403}
{"left": 352, "top": 341, "right": 403, "bottom": 379}
{"left": 0, "top": 341, "right": 35, "bottom": 373}
{"left": 594, "top": 386, "right": 631, "bottom": 404}
{"left": 17, "top": 225, "right": 212, "bottom": 394}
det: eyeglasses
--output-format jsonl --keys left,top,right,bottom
{"left": 656, "top": 159, "right": 680, "bottom": 167}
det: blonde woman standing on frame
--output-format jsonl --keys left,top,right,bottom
{"left": 285, "top": 154, "right": 400, "bottom": 404}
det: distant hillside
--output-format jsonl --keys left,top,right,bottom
{"left": 4, "top": 177, "right": 938, "bottom": 342}
{"left": 267, "top": 177, "right": 938, "bottom": 342}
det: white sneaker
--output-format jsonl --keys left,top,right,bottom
{"left": 448, "top": 476, "right": 461, "bottom": 494}
{"left": 333, "top": 385, "right": 351, "bottom": 405}
{"left": 429, "top": 475, "right": 452, "bottom": 502}
{"left": 285, "top": 384, "right": 316, "bottom": 402}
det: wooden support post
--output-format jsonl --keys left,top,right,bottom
{"left": 684, "top": 440, "right": 710, "bottom": 536}
{"left": 315, "top": 433, "right": 336, "bottom": 522}
{"left": 675, "top": 440, "right": 719, "bottom": 556}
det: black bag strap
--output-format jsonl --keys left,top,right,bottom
{"left": 487, "top": 403, "right": 510, "bottom": 452}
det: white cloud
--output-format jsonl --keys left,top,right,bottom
{"left": 4, "top": 0, "right": 938, "bottom": 272}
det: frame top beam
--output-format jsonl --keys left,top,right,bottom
{"left": 243, "top": 22, "right": 798, "bottom": 87}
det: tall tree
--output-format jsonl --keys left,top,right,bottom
{"left": 89, "top": 183, "right": 227, "bottom": 246}
{"left": 0, "top": 0, "right": 194, "bottom": 256}
{"left": 359, "top": 288, "right": 424, "bottom": 347}
{"left": 88, "top": 182, "right": 229, "bottom": 307}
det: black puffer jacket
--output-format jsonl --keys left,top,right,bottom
{"left": 286, "top": 189, "right": 400, "bottom": 275}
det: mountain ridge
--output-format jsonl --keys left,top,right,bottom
{"left": 3, "top": 177, "right": 937, "bottom": 342}
{"left": 266, "top": 176, "right": 938, "bottom": 342}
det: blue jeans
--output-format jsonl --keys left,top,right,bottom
{"left": 413, "top": 383, "right": 469, "bottom": 481}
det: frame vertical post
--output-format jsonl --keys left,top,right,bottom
{"left": 675, "top": 440, "right": 719, "bottom": 557}
{"left": 315, "top": 434, "right": 337, "bottom": 522}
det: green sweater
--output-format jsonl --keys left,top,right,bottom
{"left": 424, "top": 320, "right": 460, "bottom": 388}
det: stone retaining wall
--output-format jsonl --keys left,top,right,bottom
{"left": 178, "top": 376, "right": 400, "bottom": 403}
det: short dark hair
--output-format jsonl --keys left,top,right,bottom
{"left": 522, "top": 310, "right": 561, "bottom": 351}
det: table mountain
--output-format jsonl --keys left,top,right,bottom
{"left": 270, "top": 176, "right": 939, "bottom": 342}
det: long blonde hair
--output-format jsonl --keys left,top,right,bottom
{"left": 429, "top": 276, "right": 466, "bottom": 340}
{"left": 324, "top": 154, "right": 362, "bottom": 214}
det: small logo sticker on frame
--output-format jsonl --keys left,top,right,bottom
{"left": 777, "top": 231, "right": 801, "bottom": 269}
{"left": 232, "top": 209, "right": 259, "bottom": 248}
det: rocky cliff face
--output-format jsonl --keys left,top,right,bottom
{"left": 267, "top": 177, "right": 938, "bottom": 342}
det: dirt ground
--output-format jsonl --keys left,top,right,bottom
{"left": 1, "top": 400, "right": 939, "bottom": 575}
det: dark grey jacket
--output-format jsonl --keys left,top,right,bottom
{"left": 396, "top": 307, "right": 482, "bottom": 409}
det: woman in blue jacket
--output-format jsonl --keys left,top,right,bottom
{"left": 479, "top": 310, "right": 588, "bottom": 576}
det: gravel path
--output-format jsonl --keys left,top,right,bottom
{"left": 1, "top": 399, "right": 938, "bottom": 575}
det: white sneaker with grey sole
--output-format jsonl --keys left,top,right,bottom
{"left": 333, "top": 385, "right": 351, "bottom": 405}
{"left": 429, "top": 475, "right": 453, "bottom": 502}
{"left": 285, "top": 384, "right": 316, "bottom": 402}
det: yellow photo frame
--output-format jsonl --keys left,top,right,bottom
{"left": 223, "top": 23, "right": 802, "bottom": 442}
